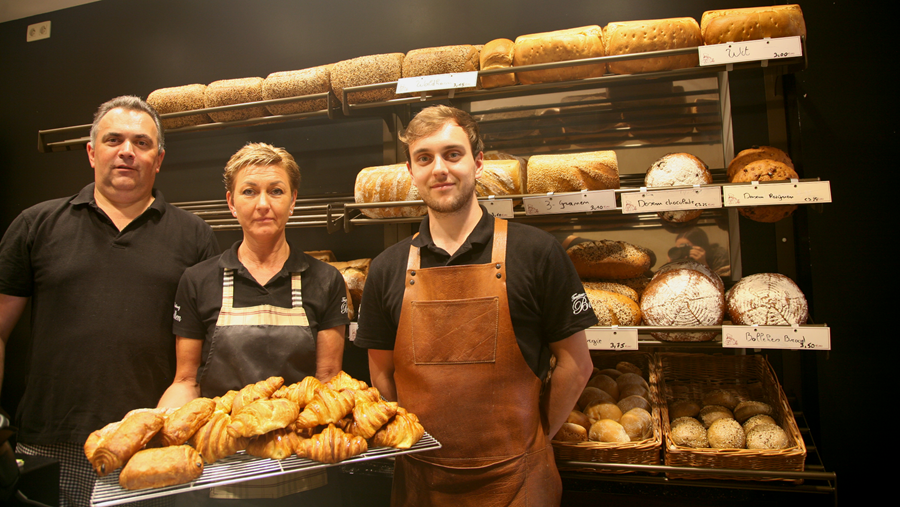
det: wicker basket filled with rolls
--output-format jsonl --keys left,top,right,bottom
{"left": 657, "top": 353, "right": 806, "bottom": 481}
{"left": 552, "top": 352, "right": 662, "bottom": 472}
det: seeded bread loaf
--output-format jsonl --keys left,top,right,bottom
{"left": 567, "top": 240, "right": 651, "bottom": 280}
{"left": 603, "top": 18, "right": 702, "bottom": 75}
{"left": 402, "top": 45, "right": 480, "bottom": 83}
{"left": 146, "top": 84, "right": 212, "bottom": 129}
{"left": 204, "top": 78, "right": 268, "bottom": 122}
{"left": 526, "top": 151, "right": 619, "bottom": 194}
{"left": 513, "top": 26, "right": 606, "bottom": 85}
{"left": 331, "top": 53, "right": 404, "bottom": 105}
{"left": 479, "top": 38, "right": 517, "bottom": 89}
{"left": 354, "top": 164, "right": 426, "bottom": 219}
{"left": 263, "top": 65, "right": 332, "bottom": 115}
{"left": 583, "top": 285, "right": 642, "bottom": 326}
{"left": 701, "top": 5, "right": 806, "bottom": 45}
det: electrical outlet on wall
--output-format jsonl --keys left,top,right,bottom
{"left": 27, "top": 21, "right": 51, "bottom": 42}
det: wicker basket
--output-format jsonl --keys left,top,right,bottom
{"left": 657, "top": 353, "right": 806, "bottom": 481}
{"left": 552, "top": 351, "right": 662, "bottom": 472}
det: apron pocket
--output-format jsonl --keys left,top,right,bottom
{"left": 411, "top": 297, "right": 498, "bottom": 364}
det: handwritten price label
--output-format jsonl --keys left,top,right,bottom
{"left": 348, "top": 322, "right": 358, "bottom": 342}
{"left": 523, "top": 190, "right": 616, "bottom": 216}
{"left": 699, "top": 36, "right": 802, "bottom": 66}
{"left": 584, "top": 327, "right": 639, "bottom": 351}
{"left": 480, "top": 198, "right": 515, "bottom": 219}
{"left": 621, "top": 187, "right": 721, "bottom": 215}
{"left": 723, "top": 181, "right": 832, "bottom": 207}
{"left": 722, "top": 325, "right": 830, "bottom": 350}
{"left": 396, "top": 71, "right": 479, "bottom": 94}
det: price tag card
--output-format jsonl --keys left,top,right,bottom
{"left": 480, "top": 198, "right": 515, "bottom": 218}
{"left": 348, "top": 322, "right": 358, "bottom": 342}
{"left": 722, "top": 325, "right": 830, "bottom": 350}
{"left": 723, "top": 181, "right": 832, "bottom": 207}
{"left": 395, "top": 71, "right": 479, "bottom": 94}
{"left": 699, "top": 36, "right": 802, "bottom": 66}
{"left": 523, "top": 190, "right": 616, "bottom": 215}
{"left": 584, "top": 327, "right": 639, "bottom": 351}
{"left": 621, "top": 187, "right": 722, "bottom": 215}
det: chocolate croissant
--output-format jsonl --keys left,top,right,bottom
{"left": 349, "top": 400, "right": 398, "bottom": 439}
{"left": 295, "top": 387, "right": 355, "bottom": 429}
{"left": 159, "top": 397, "right": 216, "bottom": 446}
{"left": 84, "top": 409, "right": 166, "bottom": 476}
{"left": 189, "top": 410, "right": 249, "bottom": 464}
{"left": 246, "top": 428, "right": 306, "bottom": 460}
{"left": 372, "top": 408, "right": 424, "bottom": 449}
{"left": 118, "top": 445, "right": 204, "bottom": 490}
{"left": 228, "top": 398, "right": 300, "bottom": 438}
{"left": 231, "top": 376, "right": 284, "bottom": 415}
{"left": 295, "top": 424, "right": 368, "bottom": 464}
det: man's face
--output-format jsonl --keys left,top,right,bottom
{"left": 407, "top": 121, "right": 483, "bottom": 214}
{"left": 87, "top": 108, "right": 164, "bottom": 200}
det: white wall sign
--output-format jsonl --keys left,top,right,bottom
{"left": 396, "top": 72, "right": 479, "bottom": 94}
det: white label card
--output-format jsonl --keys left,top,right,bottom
{"left": 621, "top": 187, "right": 722, "bottom": 214}
{"left": 481, "top": 198, "right": 515, "bottom": 219}
{"left": 584, "top": 327, "right": 639, "bottom": 351}
{"left": 723, "top": 181, "right": 832, "bottom": 207}
{"left": 395, "top": 72, "right": 479, "bottom": 94}
{"left": 699, "top": 36, "right": 803, "bottom": 66}
{"left": 348, "top": 322, "right": 358, "bottom": 342}
{"left": 722, "top": 325, "right": 830, "bottom": 350}
{"left": 523, "top": 190, "right": 616, "bottom": 215}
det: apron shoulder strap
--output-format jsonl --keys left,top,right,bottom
{"left": 491, "top": 218, "right": 508, "bottom": 264}
{"left": 407, "top": 233, "right": 421, "bottom": 271}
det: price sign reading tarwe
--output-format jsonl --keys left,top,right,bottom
{"left": 523, "top": 190, "right": 616, "bottom": 216}
{"left": 699, "top": 36, "right": 802, "bottom": 66}
{"left": 722, "top": 325, "right": 830, "bottom": 350}
{"left": 584, "top": 327, "right": 639, "bottom": 351}
{"left": 723, "top": 181, "right": 832, "bottom": 207}
{"left": 621, "top": 187, "right": 722, "bottom": 215}
{"left": 395, "top": 71, "right": 479, "bottom": 94}
{"left": 480, "top": 198, "right": 515, "bottom": 219}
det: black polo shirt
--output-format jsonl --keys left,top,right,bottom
{"left": 0, "top": 183, "right": 219, "bottom": 444}
{"left": 354, "top": 207, "right": 597, "bottom": 380}
{"left": 173, "top": 240, "right": 350, "bottom": 346}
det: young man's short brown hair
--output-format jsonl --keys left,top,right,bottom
{"left": 400, "top": 105, "right": 483, "bottom": 162}
{"left": 223, "top": 142, "right": 301, "bottom": 194}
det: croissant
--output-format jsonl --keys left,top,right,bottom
{"left": 352, "top": 386, "right": 383, "bottom": 405}
{"left": 295, "top": 387, "right": 356, "bottom": 429}
{"left": 231, "top": 376, "right": 284, "bottom": 415}
{"left": 296, "top": 424, "right": 368, "bottom": 464}
{"left": 273, "top": 376, "right": 324, "bottom": 408}
{"left": 325, "top": 371, "right": 368, "bottom": 392}
{"left": 84, "top": 409, "right": 166, "bottom": 476}
{"left": 372, "top": 408, "right": 424, "bottom": 449}
{"left": 214, "top": 390, "right": 239, "bottom": 413}
{"left": 228, "top": 398, "right": 300, "bottom": 439}
{"left": 246, "top": 428, "right": 306, "bottom": 460}
{"left": 119, "top": 445, "right": 204, "bottom": 490}
{"left": 349, "top": 401, "right": 398, "bottom": 439}
{"left": 159, "top": 398, "right": 216, "bottom": 446}
{"left": 189, "top": 410, "right": 249, "bottom": 464}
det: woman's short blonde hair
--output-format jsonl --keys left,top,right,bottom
{"left": 223, "top": 143, "right": 301, "bottom": 194}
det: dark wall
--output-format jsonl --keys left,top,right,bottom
{"left": 0, "top": 0, "right": 890, "bottom": 499}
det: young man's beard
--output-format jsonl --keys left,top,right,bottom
{"left": 423, "top": 178, "right": 476, "bottom": 215}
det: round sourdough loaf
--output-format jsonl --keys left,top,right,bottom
{"left": 645, "top": 153, "right": 713, "bottom": 223}
{"left": 726, "top": 272, "right": 808, "bottom": 326}
{"left": 640, "top": 261, "right": 725, "bottom": 342}
{"left": 727, "top": 145, "right": 794, "bottom": 180}
{"left": 729, "top": 158, "right": 799, "bottom": 223}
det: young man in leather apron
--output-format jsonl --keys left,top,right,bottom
{"left": 355, "top": 105, "right": 597, "bottom": 506}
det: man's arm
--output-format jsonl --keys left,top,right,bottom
{"left": 157, "top": 336, "right": 203, "bottom": 408}
{"left": 545, "top": 330, "right": 593, "bottom": 439}
{"left": 368, "top": 349, "right": 397, "bottom": 402}
{"left": 0, "top": 294, "right": 28, "bottom": 396}
{"left": 315, "top": 325, "right": 345, "bottom": 383}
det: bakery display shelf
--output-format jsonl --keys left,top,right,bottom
{"left": 90, "top": 431, "right": 440, "bottom": 506}
{"left": 584, "top": 323, "right": 829, "bottom": 349}
{"left": 37, "top": 92, "right": 340, "bottom": 153}
{"left": 173, "top": 194, "right": 354, "bottom": 232}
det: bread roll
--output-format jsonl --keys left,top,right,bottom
{"left": 618, "top": 384, "right": 650, "bottom": 403}
{"left": 159, "top": 397, "right": 216, "bottom": 447}
{"left": 526, "top": 151, "right": 619, "bottom": 194}
{"left": 146, "top": 84, "right": 212, "bottom": 129}
{"left": 589, "top": 419, "right": 630, "bottom": 443}
{"left": 742, "top": 414, "right": 777, "bottom": 434}
{"left": 733, "top": 401, "right": 775, "bottom": 423}
{"left": 204, "top": 78, "right": 268, "bottom": 122}
{"left": 729, "top": 159, "right": 799, "bottom": 223}
{"left": 640, "top": 263, "right": 724, "bottom": 342}
{"left": 567, "top": 240, "right": 650, "bottom": 280}
{"left": 118, "top": 445, "right": 204, "bottom": 490}
{"left": 480, "top": 38, "right": 517, "bottom": 88}
{"left": 644, "top": 153, "right": 713, "bottom": 223}
{"left": 707, "top": 418, "right": 745, "bottom": 448}
{"left": 586, "top": 374, "right": 619, "bottom": 400}
{"left": 603, "top": 18, "right": 702, "bottom": 75}
{"left": 585, "top": 403, "right": 623, "bottom": 423}
{"left": 263, "top": 65, "right": 332, "bottom": 115}
{"left": 554, "top": 422, "right": 588, "bottom": 442}
{"left": 701, "top": 5, "right": 807, "bottom": 45}
{"left": 513, "top": 26, "right": 606, "bottom": 85}
{"left": 615, "top": 372, "right": 649, "bottom": 393}
{"left": 746, "top": 423, "right": 789, "bottom": 450}
{"left": 617, "top": 395, "right": 651, "bottom": 415}
{"left": 354, "top": 164, "right": 427, "bottom": 219}
{"left": 619, "top": 407, "right": 653, "bottom": 441}
{"left": 670, "top": 417, "right": 708, "bottom": 448}
{"left": 577, "top": 386, "right": 615, "bottom": 410}
{"left": 726, "top": 272, "right": 809, "bottom": 326}
{"left": 567, "top": 410, "right": 592, "bottom": 431}
{"left": 702, "top": 389, "right": 739, "bottom": 411}
{"left": 698, "top": 404, "right": 733, "bottom": 428}
{"left": 476, "top": 159, "right": 526, "bottom": 197}
{"left": 668, "top": 399, "right": 701, "bottom": 420}
{"left": 403, "top": 45, "right": 480, "bottom": 93}
{"left": 616, "top": 361, "right": 642, "bottom": 377}
{"left": 331, "top": 53, "right": 404, "bottom": 105}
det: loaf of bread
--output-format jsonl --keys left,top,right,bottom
{"left": 204, "top": 78, "right": 269, "bottom": 122}
{"left": 480, "top": 38, "right": 517, "bottom": 88}
{"left": 526, "top": 151, "right": 619, "bottom": 194}
{"left": 567, "top": 240, "right": 651, "bottom": 280}
{"left": 726, "top": 272, "right": 808, "bottom": 326}
{"left": 513, "top": 26, "right": 606, "bottom": 85}
{"left": 583, "top": 284, "right": 642, "bottom": 326}
{"left": 701, "top": 5, "right": 807, "bottom": 45}
{"left": 645, "top": 153, "right": 713, "bottom": 223}
{"left": 118, "top": 445, "right": 204, "bottom": 490}
{"left": 640, "top": 261, "right": 725, "bottom": 342}
{"left": 654, "top": 258, "right": 724, "bottom": 294}
{"left": 331, "top": 53, "right": 404, "bottom": 105}
{"left": 146, "top": 84, "right": 212, "bottom": 129}
{"left": 354, "top": 164, "right": 427, "bottom": 219}
{"left": 729, "top": 158, "right": 799, "bottom": 223}
{"left": 727, "top": 146, "right": 794, "bottom": 180}
{"left": 603, "top": 18, "right": 702, "bottom": 75}
{"left": 476, "top": 159, "right": 526, "bottom": 197}
{"left": 402, "top": 45, "right": 480, "bottom": 93}
{"left": 263, "top": 65, "right": 332, "bottom": 115}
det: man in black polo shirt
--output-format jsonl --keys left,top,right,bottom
{"left": 0, "top": 96, "right": 219, "bottom": 507}
{"left": 355, "top": 105, "right": 596, "bottom": 506}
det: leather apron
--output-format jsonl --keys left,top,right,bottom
{"left": 391, "top": 218, "right": 561, "bottom": 507}
{"left": 198, "top": 267, "right": 317, "bottom": 397}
